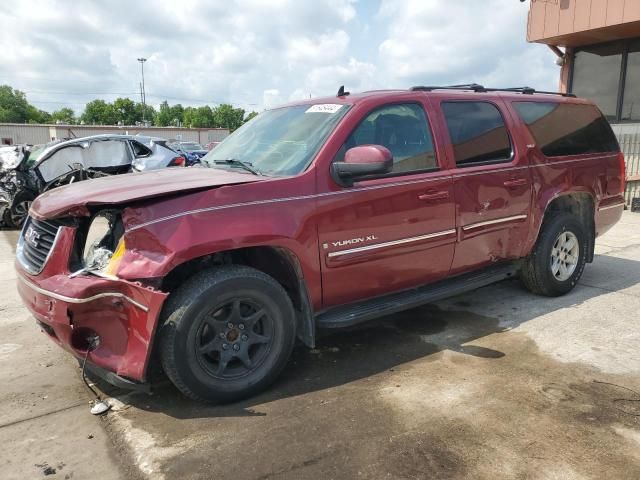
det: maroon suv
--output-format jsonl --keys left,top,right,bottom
{"left": 16, "top": 85, "right": 625, "bottom": 402}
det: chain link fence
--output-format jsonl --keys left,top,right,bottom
{"left": 612, "top": 124, "right": 640, "bottom": 208}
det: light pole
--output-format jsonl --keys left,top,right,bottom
{"left": 137, "top": 57, "right": 147, "bottom": 124}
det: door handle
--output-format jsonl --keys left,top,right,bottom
{"left": 503, "top": 178, "right": 527, "bottom": 188}
{"left": 418, "top": 190, "right": 449, "bottom": 201}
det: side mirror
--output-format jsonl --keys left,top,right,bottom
{"left": 332, "top": 145, "right": 393, "bottom": 186}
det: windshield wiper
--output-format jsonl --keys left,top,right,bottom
{"left": 212, "top": 158, "right": 261, "bottom": 176}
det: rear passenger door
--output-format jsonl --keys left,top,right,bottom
{"left": 438, "top": 100, "right": 532, "bottom": 274}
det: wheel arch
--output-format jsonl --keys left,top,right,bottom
{"left": 160, "top": 245, "right": 316, "bottom": 348}
{"left": 532, "top": 192, "right": 596, "bottom": 263}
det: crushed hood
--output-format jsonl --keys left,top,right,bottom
{"left": 31, "top": 167, "right": 265, "bottom": 219}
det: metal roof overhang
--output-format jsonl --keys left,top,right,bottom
{"left": 531, "top": 21, "right": 640, "bottom": 48}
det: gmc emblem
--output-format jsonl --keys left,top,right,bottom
{"left": 24, "top": 226, "right": 40, "bottom": 248}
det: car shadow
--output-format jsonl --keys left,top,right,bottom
{"left": 88, "top": 252, "right": 640, "bottom": 419}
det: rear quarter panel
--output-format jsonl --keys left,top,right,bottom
{"left": 502, "top": 97, "right": 624, "bottom": 254}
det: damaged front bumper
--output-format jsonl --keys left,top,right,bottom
{"left": 16, "top": 264, "right": 167, "bottom": 385}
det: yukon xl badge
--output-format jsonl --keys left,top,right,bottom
{"left": 325, "top": 235, "right": 378, "bottom": 249}
{"left": 24, "top": 226, "right": 40, "bottom": 248}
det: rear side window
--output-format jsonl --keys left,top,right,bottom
{"left": 130, "top": 140, "right": 152, "bottom": 157}
{"left": 339, "top": 103, "right": 437, "bottom": 174}
{"left": 442, "top": 102, "right": 512, "bottom": 166}
{"left": 513, "top": 102, "right": 620, "bottom": 157}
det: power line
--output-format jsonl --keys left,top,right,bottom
{"left": 30, "top": 101, "right": 89, "bottom": 105}
{"left": 29, "top": 93, "right": 259, "bottom": 108}
{"left": 3, "top": 84, "right": 260, "bottom": 107}
{"left": 9, "top": 88, "right": 259, "bottom": 106}
{"left": 145, "top": 93, "right": 259, "bottom": 106}
{"left": 26, "top": 90, "right": 258, "bottom": 106}
{"left": 24, "top": 90, "right": 140, "bottom": 96}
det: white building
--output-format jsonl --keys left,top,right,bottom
{"left": 0, "top": 123, "right": 229, "bottom": 146}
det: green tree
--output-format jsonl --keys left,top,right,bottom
{"left": 135, "top": 102, "right": 156, "bottom": 125}
{"left": 182, "top": 107, "right": 195, "bottom": 127}
{"left": 50, "top": 107, "right": 76, "bottom": 124}
{"left": 27, "top": 105, "right": 52, "bottom": 124}
{"left": 80, "top": 99, "right": 117, "bottom": 125}
{"left": 183, "top": 105, "right": 215, "bottom": 128}
{"left": 113, "top": 97, "right": 138, "bottom": 125}
{"left": 169, "top": 104, "right": 184, "bottom": 126}
{"left": 154, "top": 101, "right": 172, "bottom": 126}
{"left": 213, "top": 104, "right": 245, "bottom": 131}
{"left": 0, "top": 85, "right": 31, "bottom": 123}
{"left": 244, "top": 111, "right": 259, "bottom": 123}
{"left": 154, "top": 102, "right": 184, "bottom": 126}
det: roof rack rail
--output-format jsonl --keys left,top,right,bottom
{"left": 491, "top": 86, "right": 576, "bottom": 97}
{"left": 409, "top": 84, "right": 575, "bottom": 98}
{"left": 410, "top": 83, "right": 486, "bottom": 92}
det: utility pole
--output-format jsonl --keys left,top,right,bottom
{"left": 137, "top": 57, "right": 147, "bottom": 124}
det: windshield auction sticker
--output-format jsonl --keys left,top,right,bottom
{"left": 305, "top": 104, "right": 344, "bottom": 114}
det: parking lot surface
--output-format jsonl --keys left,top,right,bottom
{"left": 2, "top": 212, "right": 640, "bottom": 479}
{"left": 0, "top": 229, "right": 124, "bottom": 480}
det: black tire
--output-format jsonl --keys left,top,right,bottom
{"left": 158, "top": 265, "right": 296, "bottom": 403}
{"left": 520, "top": 212, "right": 588, "bottom": 296}
{"left": 4, "top": 191, "right": 34, "bottom": 229}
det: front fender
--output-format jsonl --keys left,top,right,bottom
{"left": 115, "top": 198, "right": 322, "bottom": 308}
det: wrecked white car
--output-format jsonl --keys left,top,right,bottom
{"left": 0, "top": 135, "right": 186, "bottom": 228}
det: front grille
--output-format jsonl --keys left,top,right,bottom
{"left": 18, "top": 217, "right": 65, "bottom": 274}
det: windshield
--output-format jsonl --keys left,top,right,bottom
{"left": 25, "top": 144, "right": 48, "bottom": 168}
{"left": 180, "top": 142, "right": 203, "bottom": 151}
{"left": 201, "top": 103, "right": 349, "bottom": 176}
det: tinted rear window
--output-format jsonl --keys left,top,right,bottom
{"left": 442, "top": 101, "right": 512, "bottom": 166}
{"left": 513, "top": 102, "right": 619, "bottom": 157}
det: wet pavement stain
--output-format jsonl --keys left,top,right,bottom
{"left": 34, "top": 462, "right": 66, "bottom": 476}
{"left": 100, "top": 304, "right": 640, "bottom": 480}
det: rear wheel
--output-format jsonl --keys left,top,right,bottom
{"left": 159, "top": 265, "right": 296, "bottom": 403}
{"left": 520, "top": 212, "right": 588, "bottom": 296}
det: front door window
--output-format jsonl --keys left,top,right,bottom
{"left": 338, "top": 103, "right": 437, "bottom": 174}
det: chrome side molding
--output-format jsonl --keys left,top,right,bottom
{"left": 327, "top": 229, "right": 456, "bottom": 258}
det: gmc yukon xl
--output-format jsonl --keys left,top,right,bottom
{"left": 15, "top": 85, "right": 625, "bottom": 402}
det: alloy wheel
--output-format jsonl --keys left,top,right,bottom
{"left": 10, "top": 200, "right": 31, "bottom": 228}
{"left": 195, "top": 298, "right": 274, "bottom": 379}
{"left": 550, "top": 231, "right": 579, "bottom": 281}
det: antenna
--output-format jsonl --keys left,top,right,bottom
{"left": 337, "top": 85, "right": 350, "bottom": 97}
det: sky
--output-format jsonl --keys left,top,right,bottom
{"left": 0, "top": 0, "right": 560, "bottom": 115}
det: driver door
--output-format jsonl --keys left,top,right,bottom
{"left": 316, "top": 102, "right": 456, "bottom": 308}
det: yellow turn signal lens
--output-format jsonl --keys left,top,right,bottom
{"left": 104, "top": 239, "right": 126, "bottom": 277}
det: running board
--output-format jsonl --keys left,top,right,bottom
{"left": 316, "top": 263, "right": 518, "bottom": 329}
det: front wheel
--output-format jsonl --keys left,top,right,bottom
{"left": 159, "top": 265, "right": 296, "bottom": 403}
{"left": 520, "top": 212, "right": 588, "bottom": 297}
{"left": 4, "top": 192, "right": 34, "bottom": 229}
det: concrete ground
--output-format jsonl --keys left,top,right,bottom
{"left": 1, "top": 212, "right": 640, "bottom": 479}
{"left": 0, "top": 229, "right": 125, "bottom": 480}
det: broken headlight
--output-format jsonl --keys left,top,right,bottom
{"left": 83, "top": 210, "right": 125, "bottom": 276}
